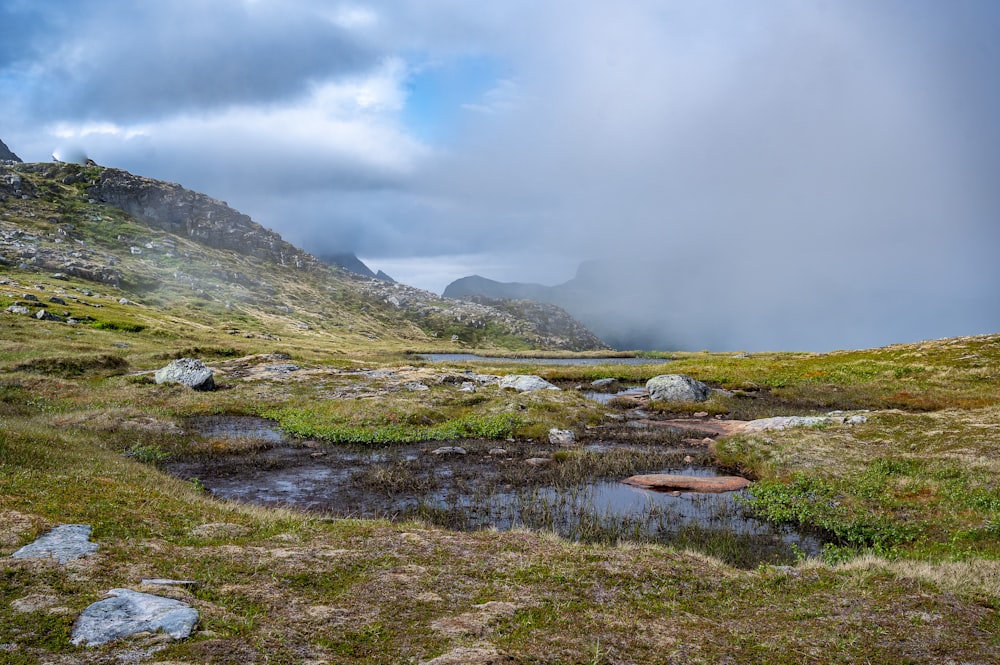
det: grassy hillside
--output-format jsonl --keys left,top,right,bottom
{"left": 1, "top": 163, "right": 998, "bottom": 663}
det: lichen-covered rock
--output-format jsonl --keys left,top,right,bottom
{"left": 11, "top": 524, "right": 98, "bottom": 563}
{"left": 645, "top": 374, "right": 712, "bottom": 403}
{"left": 499, "top": 375, "right": 559, "bottom": 393}
{"left": 71, "top": 588, "right": 198, "bottom": 646}
{"left": 154, "top": 358, "right": 215, "bottom": 391}
{"left": 548, "top": 428, "right": 575, "bottom": 445}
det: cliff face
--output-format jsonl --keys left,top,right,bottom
{"left": 88, "top": 169, "right": 321, "bottom": 270}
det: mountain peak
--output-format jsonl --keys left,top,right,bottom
{"left": 0, "top": 138, "right": 22, "bottom": 163}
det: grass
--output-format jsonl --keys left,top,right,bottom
{"left": 1, "top": 161, "right": 998, "bottom": 662}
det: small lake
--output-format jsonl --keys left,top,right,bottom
{"left": 164, "top": 417, "right": 824, "bottom": 567}
{"left": 419, "top": 354, "right": 671, "bottom": 366}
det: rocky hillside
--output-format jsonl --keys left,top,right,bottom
{"left": 0, "top": 159, "right": 607, "bottom": 351}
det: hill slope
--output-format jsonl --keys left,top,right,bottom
{"left": 1, "top": 161, "right": 607, "bottom": 351}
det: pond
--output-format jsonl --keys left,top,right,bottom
{"left": 165, "top": 417, "right": 823, "bottom": 568}
{"left": 418, "top": 354, "right": 671, "bottom": 366}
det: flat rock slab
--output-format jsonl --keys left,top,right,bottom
{"left": 72, "top": 588, "right": 198, "bottom": 646}
{"left": 11, "top": 524, "right": 98, "bottom": 563}
{"left": 498, "top": 375, "right": 559, "bottom": 393}
{"left": 623, "top": 474, "right": 751, "bottom": 493}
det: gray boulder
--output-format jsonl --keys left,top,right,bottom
{"left": 154, "top": 358, "right": 215, "bottom": 391}
{"left": 11, "top": 524, "right": 98, "bottom": 564}
{"left": 499, "top": 375, "right": 560, "bottom": 393}
{"left": 35, "top": 309, "right": 64, "bottom": 322}
{"left": 5, "top": 305, "right": 29, "bottom": 315}
{"left": 646, "top": 374, "right": 712, "bottom": 403}
{"left": 71, "top": 588, "right": 198, "bottom": 646}
{"left": 548, "top": 428, "right": 576, "bottom": 445}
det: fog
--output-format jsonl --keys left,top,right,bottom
{"left": 2, "top": 1, "right": 998, "bottom": 350}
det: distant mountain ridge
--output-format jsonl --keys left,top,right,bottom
{"left": 318, "top": 252, "right": 394, "bottom": 283}
{"left": 444, "top": 261, "right": 680, "bottom": 351}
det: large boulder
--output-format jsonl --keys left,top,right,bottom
{"left": 154, "top": 358, "right": 215, "bottom": 391}
{"left": 645, "top": 374, "right": 712, "bottom": 403}
{"left": 499, "top": 375, "right": 560, "bottom": 393}
{"left": 71, "top": 588, "right": 198, "bottom": 646}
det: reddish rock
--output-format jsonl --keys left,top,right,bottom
{"left": 622, "top": 473, "right": 750, "bottom": 493}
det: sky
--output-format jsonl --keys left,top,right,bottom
{"left": 1, "top": 0, "right": 998, "bottom": 351}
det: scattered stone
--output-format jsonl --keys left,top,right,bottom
{"left": 140, "top": 579, "right": 198, "bottom": 587}
{"left": 591, "top": 378, "right": 619, "bottom": 389}
{"left": 20, "top": 293, "right": 38, "bottom": 302}
{"left": 5, "top": 305, "right": 29, "bottom": 315}
{"left": 35, "top": 309, "right": 63, "bottom": 321}
{"left": 499, "top": 375, "right": 559, "bottom": 393}
{"left": 431, "top": 446, "right": 468, "bottom": 456}
{"left": 154, "top": 358, "right": 215, "bottom": 391}
{"left": 458, "top": 381, "right": 477, "bottom": 392}
{"left": 524, "top": 457, "right": 551, "bottom": 466}
{"left": 845, "top": 415, "right": 868, "bottom": 425}
{"left": 645, "top": 374, "right": 712, "bottom": 402}
{"left": 488, "top": 448, "right": 508, "bottom": 456}
{"left": 11, "top": 524, "right": 98, "bottom": 563}
{"left": 548, "top": 428, "right": 575, "bottom": 445}
{"left": 71, "top": 588, "right": 198, "bottom": 647}
{"left": 48, "top": 296, "right": 67, "bottom": 305}
{"left": 693, "top": 411, "right": 709, "bottom": 418}
{"left": 743, "top": 416, "right": 833, "bottom": 432}
{"left": 623, "top": 474, "right": 750, "bottom": 493}
{"left": 51, "top": 272, "right": 68, "bottom": 280}
{"left": 404, "top": 382, "right": 430, "bottom": 391}
{"left": 118, "top": 297, "right": 136, "bottom": 306}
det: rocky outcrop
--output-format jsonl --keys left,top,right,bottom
{"left": 154, "top": 358, "right": 215, "bottom": 390}
{"left": 0, "top": 138, "right": 21, "bottom": 163}
{"left": 646, "top": 374, "right": 712, "bottom": 402}
{"left": 88, "top": 168, "right": 322, "bottom": 270}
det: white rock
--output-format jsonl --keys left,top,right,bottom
{"left": 548, "top": 428, "right": 575, "bottom": 445}
{"left": 71, "top": 589, "right": 198, "bottom": 646}
{"left": 11, "top": 524, "right": 98, "bottom": 564}
{"left": 499, "top": 375, "right": 559, "bottom": 393}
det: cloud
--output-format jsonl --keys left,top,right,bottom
{"left": 1, "top": 0, "right": 998, "bottom": 350}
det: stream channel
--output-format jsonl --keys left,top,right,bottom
{"left": 164, "top": 416, "right": 824, "bottom": 568}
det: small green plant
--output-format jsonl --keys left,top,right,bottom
{"left": 125, "top": 443, "right": 170, "bottom": 463}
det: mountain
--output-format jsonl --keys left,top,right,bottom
{"left": 318, "top": 252, "right": 394, "bottom": 283}
{"left": 0, "top": 138, "right": 21, "bottom": 163}
{"left": 444, "top": 260, "right": 676, "bottom": 351}
{"left": 0, "top": 159, "right": 607, "bottom": 351}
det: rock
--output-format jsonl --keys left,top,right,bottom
{"left": 11, "top": 524, "right": 98, "bottom": 564}
{"left": 35, "top": 309, "right": 63, "bottom": 321}
{"left": 154, "top": 358, "right": 215, "bottom": 391}
{"left": 140, "top": 579, "right": 198, "bottom": 587}
{"left": 548, "top": 428, "right": 575, "bottom": 445}
{"left": 499, "top": 375, "right": 560, "bottom": 393}
{"left": 591, "top": 378, "right": 619, "bottom": 389}
{"left": 404, "top": 382, "right": 430, "bottom": 391}
{"left": 623, "top": 474, "right": 750, "bottom": 493}
{"left": 48, "top": 296, "right": 67, "bottom": 305}
{"left": 743, "top": 416, "right": 835, "bottom": 432}
{"left": 458, "top": 381, "right": 477, "bottom": 393}
{"left": 431, "top": 446, "right": 468, "bottom": 456}
{"left": 524, "top": 457, "right": 551, "bottom": 466}
{"left": 5, "top": 305, "right": 29, "bottom": 315}
{"left": 846, "top": 415, "right": 868, "bottom": 426}
{"left": 645, "top": 374, "right": 712, "bottom": 402}
{"left": 118, "top": 297, "right": 136, "bottom": 306}
{"left": 488, "top": 448, "right": 508, "bottom": 456}
{"left": 71, "top": 588, "right": 198, "bottom": 646}
{"left": 20, "top": 293, "right": 38, "bottom": 302}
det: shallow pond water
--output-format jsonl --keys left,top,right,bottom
{"left": 419, "top": 353, "right": 671, "bottom": 366}
{"left": 166, "top": 417, "right": 823, "bottom": 567}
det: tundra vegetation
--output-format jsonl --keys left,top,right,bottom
{"left": 0, "top": 162, "right": 997, "bottom": 663}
